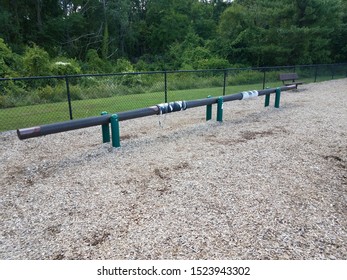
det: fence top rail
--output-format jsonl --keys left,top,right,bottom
{"left": 1, "top": 63, "right": 346, "bottom": 82}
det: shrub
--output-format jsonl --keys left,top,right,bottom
{"left": 69, "top": 85, "right": 83, "bottom": 100}
{"left": 0, "top": 95, "right": 5, "bottom": 108}
{"left": 134, "top": 59, "right": 149, "bottom": 72}
{"left": 23, "top": 45, "right": 51, "bottom": 77}
{"left": 37, "top": 85, "right": 66, "bottom": 103}
{"left": 37, "top": 85, "right": 55, "bottom": 101}
{"left": 196, "top": 58, "right": 230, "bottom": 70}
{"left": 114, "top": 58, "right": 134, "bottom": 73}
{"left": 265, "top": 71, "right": 282, "bottom": 83}
{"left": 0, "top": 38, "right": 22, "bottom": 77}
{"left": 85, "top": 49, "right": 111, "bottom": 73}
{"left": 1, "top": 80, "right": 28, "bottom": 107}
{"left": 51, "top": 58, "right": 82, "bottom": 76}
{"left": 78, "top": 76, "right": 99, "bottom": 88}
{"left": 229, "top": 70, "right": 263, "bottom": 85}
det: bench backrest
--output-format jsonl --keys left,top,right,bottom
{"left": 279, "top": 73, "right": 299, "bottom": 81}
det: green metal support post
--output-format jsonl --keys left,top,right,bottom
{"left": 274, "top": 87, "right": 281, "bottom": 108}
{"left": 206, "top": 95, "right": 212, "bottom": 121}
{"left": 217, "top": 97, "right": 223, "bottom": 122}
{"left": 101, "top": 111, "right": 110, "bottom": 143}
{"left": 264, "top": 94, "right": 270, "bottom": 107}
{"left": 110, "top": 114, "right": 121, "bottom": 148}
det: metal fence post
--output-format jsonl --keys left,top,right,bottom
{"left": 164, "top": 71, "right": 168, "bottom": 103}
{"left": 314, "top": 65, "right": 318, "bottom": 82}
{"left": 262, "top": 70, "right": 266, "bottom": 89}
{"left": 65, "top": 76, "right": 73, "bottom": 120}
{"left": 223, "top": 70, "right": 227, "bottom": 96}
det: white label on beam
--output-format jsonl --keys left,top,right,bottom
{"left": 242, "top": 90, "right": 259, "bottom": 99}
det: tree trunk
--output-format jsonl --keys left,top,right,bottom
{"left": 36, "top": 0, "right": 43, "bottom": 32}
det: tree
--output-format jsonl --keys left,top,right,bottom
{"left": 0, "top": 0, "right": 345, "bottom": 74}
{"left": 145, "top": 0, "right": 191, "bottom": 55}
{"left": 331, "top": 0, "right": 347, "bottom": 61}
{"left": 218, "top": 0, "right": 343, "bottom": 66}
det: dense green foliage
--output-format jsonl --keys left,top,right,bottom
{"left": 0, "top": 0, "right": 346, "bottom": 75}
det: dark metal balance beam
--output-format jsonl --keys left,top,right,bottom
{"left": 17, "top": 85, "right": 295, "bottom": 140}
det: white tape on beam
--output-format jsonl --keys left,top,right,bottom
{"left": 242, "top": 90, "right": 259, "bottom": 99}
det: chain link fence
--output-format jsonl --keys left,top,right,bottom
{"left": 1, "top": 63, "right": 346, "bottom": 132}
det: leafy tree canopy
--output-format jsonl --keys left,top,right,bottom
{"left": 0, "top": 0, "right": 345, "bottom": 74}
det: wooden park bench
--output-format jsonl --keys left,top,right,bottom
{"left": 279, "top": 73, "right": 304, "bottom": 89}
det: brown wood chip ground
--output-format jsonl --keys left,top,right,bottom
{"left": 1, "top": 79, "right": 346, "bottom": 260}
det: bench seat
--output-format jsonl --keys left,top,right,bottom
{"left": 279, "top": 73, "right": 304, "bottom": 89}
